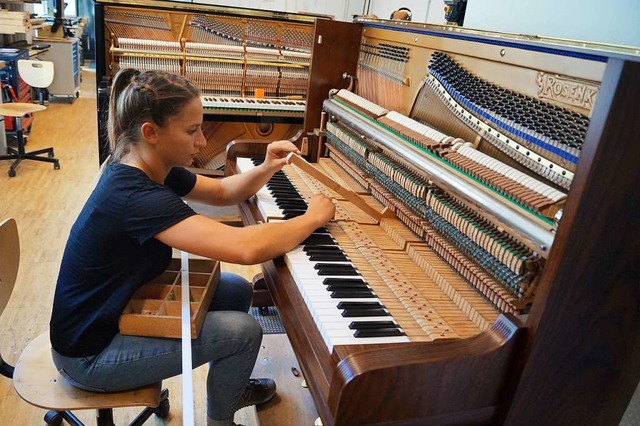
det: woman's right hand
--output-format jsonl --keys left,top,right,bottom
{"left": 305, "top": 194, "right": 336, "bottom": 227}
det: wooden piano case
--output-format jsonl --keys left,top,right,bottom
{"left": 119, "top": 258, "right": 220, "bottom": 339}
{"left": 226, "top": 18, "right": 640, "bottom": 426}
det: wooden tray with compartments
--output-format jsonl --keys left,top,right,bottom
{"left": 119, "top": 258, "right": 220, "bottom": 339}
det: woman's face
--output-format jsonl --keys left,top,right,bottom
{"left": 156, "top": 97, "right": 206, "bottom": 167}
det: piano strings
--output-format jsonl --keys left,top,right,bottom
{"left": 104, "top": 6, "right": 314, "bottom": 99}
{"left": 357, "top": 42, "right": 409, "bottom": 113}
{"left": 323, "top": 88, "right": 559, "bottom": 314}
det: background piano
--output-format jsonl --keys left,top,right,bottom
{"left": 93, "top": 0, "right": 341, "bottom": 169}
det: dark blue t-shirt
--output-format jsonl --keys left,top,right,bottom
{"left": 50, "top": 164, "right": 198, "bottom": 357}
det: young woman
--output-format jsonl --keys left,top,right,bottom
{"left": 49, "top": 68, "right": 335, "bottom": 426}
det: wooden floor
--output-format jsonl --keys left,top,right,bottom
{"left": 0, "top": 68, "right": 318, "bottom": 425}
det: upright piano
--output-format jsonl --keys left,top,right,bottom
{"left": 94, "top": 3, "right": 640, "bottom": 424}
{"left": 225, "top": 18, "right": 640, "bottom": 426}
{"left": 93, "top": 0, "right": 328, "bottom": 166}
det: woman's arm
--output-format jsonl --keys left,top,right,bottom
{"left": 185, "top": 140, "right": 299, "bottom": 206}
{"left": 155, "top": 194, "right": 335, "bottom": 264}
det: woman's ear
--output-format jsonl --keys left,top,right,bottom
{"left": 140, "top": 122, "right": 159, "bottom": 144}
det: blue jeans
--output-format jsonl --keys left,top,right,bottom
{"left": 51, "top": 272, "right": 262, "bottom": 420}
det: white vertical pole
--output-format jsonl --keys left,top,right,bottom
{"left": 181, "top": 250, "right": 195, "bottom": 425}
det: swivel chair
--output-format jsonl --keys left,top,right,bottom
{"left": 0, "top": 218, "right": 170, "bottom": 426}
{"left": 0, "top": 60, "right": 60, "bottom": 177}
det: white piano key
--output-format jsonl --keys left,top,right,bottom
{"left": 328, "top": 336, "right": 410, "bottom": 347}
{"left": 318, "top": 316, "right": 396, "bottom": 328}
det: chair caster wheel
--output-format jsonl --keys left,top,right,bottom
{"left": 8, "top": 169, "right": 16, "bottom": 177}
{"left": 154, "top": 398, "right": 170, "bottom": 418}
{"left": 54, "top": 162, "right": 60, "bottom": 170}
{"left": 48, "top": 152, "right": 54, "bottom": 158}
{"left": 44, "top": 411, "right": 64, "bottom": 426}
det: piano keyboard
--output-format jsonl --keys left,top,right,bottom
{"left": 202, "top": 96, "right": 306, "bottom": 112}
{"left": 237, "top": 157, "right": 292, "bottom": 221}
{"left": 236, "top": 156, "right": 497, "bottom": 352}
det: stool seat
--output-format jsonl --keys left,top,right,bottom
{"left": 13, "top": 333, "right": 162, "bottom": 411}
{"left": 0, "top": 102, "right": 46, "bottom": 117}
{"left": 0, "top": 102, "right": 59, "bottom": 177}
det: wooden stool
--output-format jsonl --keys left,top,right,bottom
{"left": 13, "top": 333, "right": 169, "bottom": 426}
{"left": 0, "top": 217, "right": 169, "bottom": 426}
{"left": 0, "top": 103, "right": 60, "bottom": 177}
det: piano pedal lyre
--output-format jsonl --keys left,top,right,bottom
{"left": 251, "top": 273, "right": 273, "bottom": 315}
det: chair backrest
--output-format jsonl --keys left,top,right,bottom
{"left": 17, "top": 60, "right": 55, "bottom": 89}
{"left": 0, "top": 218, "right": 19, "bottom": 318}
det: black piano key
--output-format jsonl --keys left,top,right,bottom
{"left": 348, "top": 321, "right": 398, "bottom": 330}
{"left": 268, "top": 190, "right": 299, "bottom": 196}
{"left": 267, "top": 179, "right": 294, "bottom": 185}
{"left": 284, "top": 211, "right": 306, "bottom": 219}
{"left": 331, "top": 290, "right": 375, "bottom": 298}
{"left": 326, "top": 283, "right": 369, "bottom": 291}
{"left": 304, "top": 246, "right": 342, "bottom": 253}
{"left": 309, "top": 253, "right": 349, "bottom": 262}
{"left": 273, "top": 196, "right": 302, "bottom": 202}
{"left": 267, "top": 182, "right": 295, "bottom": 188}
{"left": 337, "top": 301, "right": 383, "bottom": 310}
{"left": 316, "top": 266, "right": 359, "bottom": 276}
{"left": 342, "top": 308, "right": 389, "bottom": 317}
{"left": 270, "top": 181, "right": 297, "bottom": 187}
{"left": 277, "top": 201, "right": 307, "bottom": 209}
{"left": 354, "top": 328, "right": 405, "bottom": 338}
{"left": 302, "top": 235, "right": 335, "bottom": 245}
{"left": 275, "top": 194, "right": 305, "bottom": 201}
{"left": 271, "top": 186, "right": 297, "bottom": 192}
{"left": 268, "top": 189, "right": 299, "bottom": 196}
{"left": 282, "top": 208, "right": 307, "bottom": 215}
{"left": 306, "top": 241, "right": 340, "bottom": 247}
{"left": 306, "top": 246, "right": 342, "bottom": 253}
{"left": 323, "top": 278, "right": 367, "bottom": 285}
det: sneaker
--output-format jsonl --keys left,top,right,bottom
{"left": 236, "top": 378, "right": 277, "bottom": 409}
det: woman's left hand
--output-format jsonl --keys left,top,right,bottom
{"left": 264, "top": 140, "right": 301, "bottom": 171}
